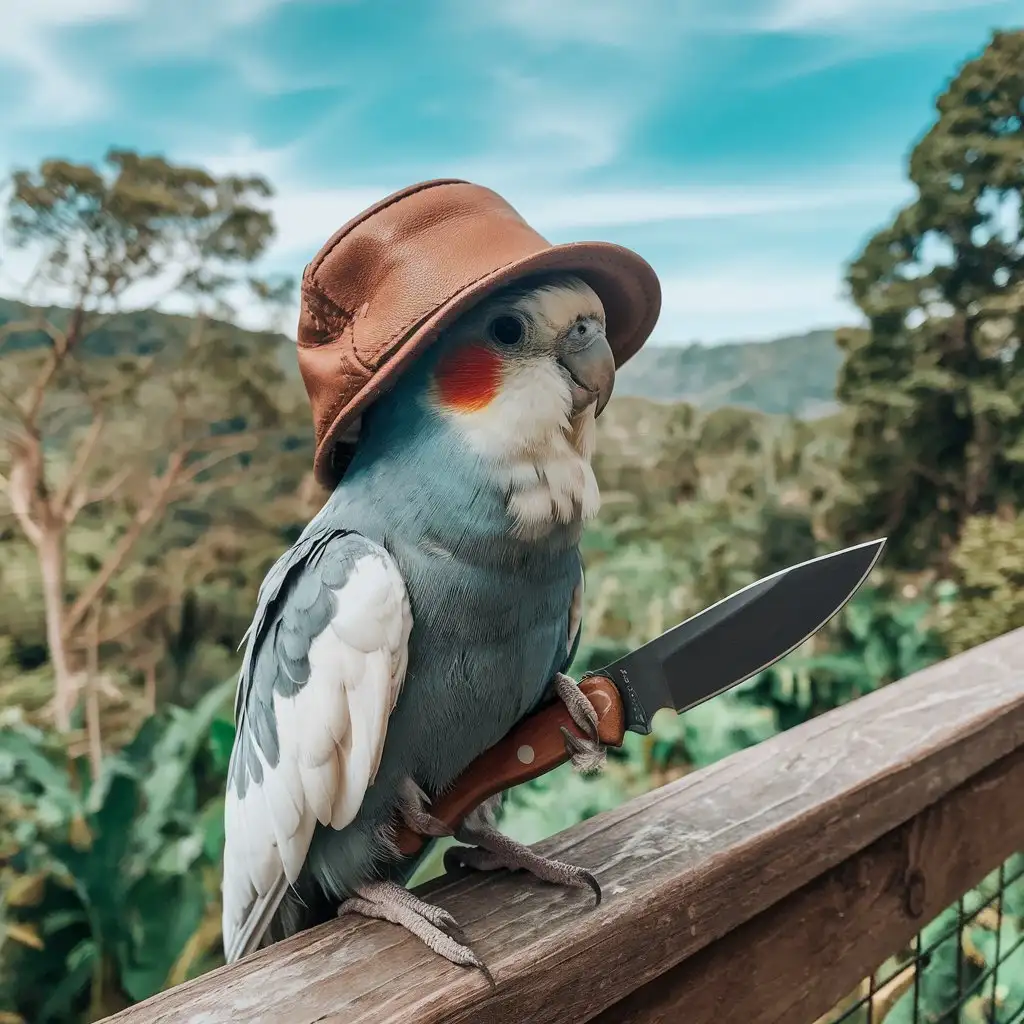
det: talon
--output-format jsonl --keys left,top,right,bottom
{"left": 554, "top": 672, "right": 600, "bottom": 742}
{"left": 339, "top": 879, "right": 490, "bottom": 977}
{"left": 453, "top": 821, "right": 602, "bottom": 906}
{"left": 560, "top": 726, "right": 606, "bottom": 775}
{"left": 578, "top": 868, "right": 603, "bottom": 905}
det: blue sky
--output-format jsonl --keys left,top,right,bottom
{"left": 0, "top": 0, "right": 1021, "bottom": 344}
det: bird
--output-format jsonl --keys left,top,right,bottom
{"left": 221, "top": 271, "right": 617, "bottom": 975}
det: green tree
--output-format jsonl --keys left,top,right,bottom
{"left": 832, "top": 30, "right": 1024, "bottom": 571}
{"left": 0, "top": 150, "right": 294, "bottom": 743}
{"left": 937, "top": 510, "right": 1024, "bottom": 654}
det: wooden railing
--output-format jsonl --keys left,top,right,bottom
{"left": 102, "top": 627, "right": 1024, "bottom": 1024}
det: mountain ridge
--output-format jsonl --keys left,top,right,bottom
{"left": 0, "top": 297, "right": 846, "bottom": 419}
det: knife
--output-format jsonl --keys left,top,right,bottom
{"left": 394, "top": 536, "right": 886, "bottom": 858}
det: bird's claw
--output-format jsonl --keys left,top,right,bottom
{"left": 445, "top": 823, "right": 602, "bottom": 905}
{"left": 397, "top": 777, "right": 454, "bottom": 838}
{"left": 554, "top": 672, "right": 607, "bottom": 775}
{"left": 338, "top": 880, "right": 493, "bottom": 987}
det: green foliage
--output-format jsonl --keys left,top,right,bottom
{"left": 938, "top": 512, "right": 1024, "bottom": 655}
{"left": 833, "top": 30, "right": 1024, "bottom": 571}
{"left": 0, "top": 146, "right": 302, "bottom": 736}
{"left": 0, "top": 678, "right": 234, "bottom": 1022}
{"left": 8, "top": 149, "right": 276, "bottom": 302}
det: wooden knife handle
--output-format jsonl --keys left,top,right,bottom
{"left": 394, "top": 675, "right": 626, "bottom": 859}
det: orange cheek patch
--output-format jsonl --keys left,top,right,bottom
{"left": 435, "top": 344, "right": 503, "bottom": 412}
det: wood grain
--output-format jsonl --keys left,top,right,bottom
{"left": 395, "top": 675, "right": 626, "bottom": 857}
{"left": 99, "top": 626, "right": 1024, "bottom": 1024}
{"left": 592, "top": 743, "right": 1024, "bottom": 1023}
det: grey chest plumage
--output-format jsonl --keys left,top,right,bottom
{"left": 332, "top": 487, "right": 581, "bottom": 802}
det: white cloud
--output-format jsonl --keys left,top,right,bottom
{"left": 0, "top": 0, "right": 309, "bottom": 127}
{"left": 464, "top": 70, "right": 639, "bottom": 180}
{"left": 760, "top": 0, "right": 1014, "bottom": 33}
{"left": 518, "top": 178, "right": 905, "bottom": 232}
{"left": 0, "top": 0, "right": 137, "bottom": 124}
{"left": 654, "top": 261, "right": 861, "bottom": 342}
{"left": 467, "top": 0, "right": 1015, "bottom": 54}
{"left": 243, "top": 161, "right": 906, "bottom": 263}
{"left": 465, "top": 0, "right": 670, "bottom": 48}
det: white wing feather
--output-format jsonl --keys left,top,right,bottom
{"left": 221, "top": 545, "right": 412, "bottom": 963}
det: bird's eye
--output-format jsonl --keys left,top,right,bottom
{"left": 489, "top": 315, "right": 524, "bottom": 346}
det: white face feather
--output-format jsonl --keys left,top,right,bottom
{"left": 428, "top": 274, "right": 606, "bottom": 539}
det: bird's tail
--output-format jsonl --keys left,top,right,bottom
{"left": 224, "top": 874, "right": 291, "bottom": 965}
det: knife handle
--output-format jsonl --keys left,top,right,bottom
{"left": 394, "top": 675, "right": 626, "bottom": 858}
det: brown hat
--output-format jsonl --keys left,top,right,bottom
{"left": 296, "top": 178, "right": 662, "bottom": 488}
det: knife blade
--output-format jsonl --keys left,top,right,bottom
{"left": 394, "top": 537, "right": 885, "bottom": 858}
{"left": 593, "top": 535, "right": 886, "bottom": 734}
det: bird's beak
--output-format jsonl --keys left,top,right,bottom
{"left": 558, "top": 332, "right": 615, "bottom": 417}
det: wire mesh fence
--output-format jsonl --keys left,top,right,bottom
{"left": 819, "top": 853, "right": 1024, "bottom": 1024}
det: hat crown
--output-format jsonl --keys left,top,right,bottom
{"left": 297, "top": 180, "right": 549, "bottom": 369}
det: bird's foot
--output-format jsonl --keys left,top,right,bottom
{"left": 444, "top": 819, "right": 601, "bottom": 905}
{"left": 338, "top": 879, "right": 494, "bottom": 986}
{"left": 397, "top": 778, "right": 453, "bottom": 838}
{"left": 553, "top": 672, "right": 607, "bottom": 775}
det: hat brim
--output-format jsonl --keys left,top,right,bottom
{"left": 313, "top": 239, "right": 662, "bottom": 487}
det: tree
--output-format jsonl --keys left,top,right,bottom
{"left": 0, "top": 149, "right": 296, "bottom": 738}
{"left": 832, "top": 30, "right": 1024, "bottom": 571}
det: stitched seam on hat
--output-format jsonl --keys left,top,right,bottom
{"left": 297, "top": 281, "right": 378, "bottom": 378}
{"left": 308, "top": 180, "right": 471, "bottom": 277}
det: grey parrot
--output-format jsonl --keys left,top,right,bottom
{"left": 221, "top": 272, "right": 615, "bottom": 974}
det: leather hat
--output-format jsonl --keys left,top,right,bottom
{"left": 295, "top": 178, "right": 662, "bottom": 487}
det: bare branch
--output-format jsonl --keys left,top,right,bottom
{"left": 84, "top": 607, "right": 103, "bottom": 780}
{"left": 55, "top": 415, "right": 104, "bottom": 515}
{"left": 172, "top": 468, "right": 251, "bottom": 502}
{"left": 0, "top": 383, "right": 33, "bottom": 433}
{"left": 177, "top": 436, "right": 259, "bottom": 484}
{"left": 21, "top": 346, "right": 70, "bottom": 430}
{"left": 6, "top": 448, "right": 45, "bottom": 548}
{"left": 62, "top": 449, "right": 187, "bottom": 641}
{"left": 19, "top": 305, "right": 88, "bottom": 428}
{"left": 67, "top": 594, "right": 170, "bottom": 651}
{"left": 64, "top": 465, "right": 133, "bottom": 523}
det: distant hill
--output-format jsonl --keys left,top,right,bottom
{"left": 0, "top": 298, "right": 845, "bottom": 419}
{"left": 615, "top": 329, "right": 844, "bottom": 418}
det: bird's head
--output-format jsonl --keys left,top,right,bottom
{"left": 422, "top": 272, "right": 614, "bottom": 462}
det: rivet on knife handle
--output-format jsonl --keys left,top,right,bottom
{"left": 394, "top": 676, "right": 626, "bottom": 859}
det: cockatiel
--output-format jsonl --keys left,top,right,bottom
{"left": 222, "top": 272, "right": 615, "bottom": 974}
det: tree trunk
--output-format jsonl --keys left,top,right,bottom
{"left": 38, "top": 531, "right": 77, "bottom": 731}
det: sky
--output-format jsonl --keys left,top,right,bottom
{"left": 0, "top": 0, "right": 1021, "bottom": 345}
